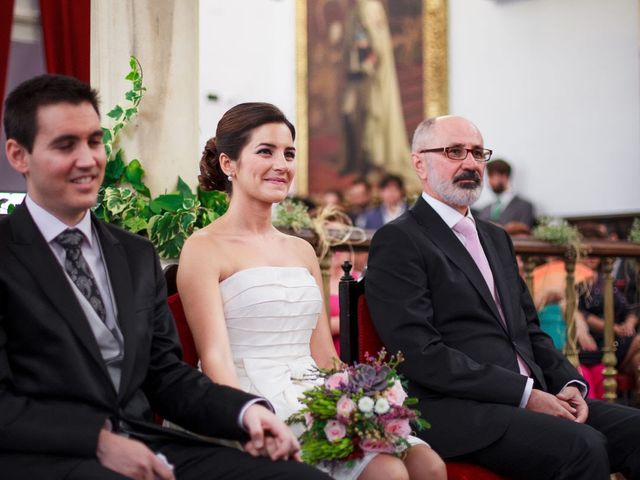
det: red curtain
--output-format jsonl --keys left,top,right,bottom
{"left": 0, "top": 0, "right": 15, "bottom": 120}
{"left": 39, "top": 0, "right": 90, "bottom": 83}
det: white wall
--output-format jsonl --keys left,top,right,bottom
{"left": 198, "top": 0, "right": 640, "bottom": 218}
{"left": 449, "top": 0, "right": 640, "bottom": 217}
{"left": 199, "top": 0, "right": 296, "bottom": 151}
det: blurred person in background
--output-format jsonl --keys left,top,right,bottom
{"left": 476, "top": 159, "right": 535, "bottom": 229}
{"left": 362, "top": 173, "right": 407, "bottom": 230}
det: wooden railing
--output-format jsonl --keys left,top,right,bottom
{"left": 322, "top": 233, "right": 640, "bottom": 402}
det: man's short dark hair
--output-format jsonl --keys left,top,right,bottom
{"left": 486, "top": 158, "right": 511, "bottom": 177}
{"left": 3, "top": 74, "right": 100, "bottom": 152}
{"left": 350, "top": 177, "right": 372, "bottom": 191}
{"left": 378, "top": 173, "right": 404, "bottom": 192}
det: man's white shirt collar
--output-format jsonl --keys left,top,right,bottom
{"left": 25, "top": 195, "right": 94, "bottom": 246}
{"left": 421, "top": 191, "right": 475, "bottom": 228}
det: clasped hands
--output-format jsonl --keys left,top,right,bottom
{"left": 526, "top": 385, "right": 588, "bottom": 423}
{"left": 97, "top": 404, "right": 300, "bottom": 480}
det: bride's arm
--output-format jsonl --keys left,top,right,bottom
{"left": 177, "top": 233, "right": 242, "bottom": 389}
{"left": 297, "top": 239, "right": 340, "bottom": 369}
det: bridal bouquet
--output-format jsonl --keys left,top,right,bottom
{"left": 287, "top": 350, "right": 429, "bottom": 466}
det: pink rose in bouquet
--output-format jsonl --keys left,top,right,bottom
{"left": 386, "top": 379, "right": 408, "bottom": 407}
{"left": 384, "top": 418, "right": 412, "bottom": 439}
{"left": 336, "top": 395, "right": 356, "bottom": 418}
{"left": 325, "top": 371, "right": 349, "bottom": 390}
{"left": 324, "top": 419, "right": 347, "bottom": 442}
{"left": 360, "top": 438, "right": 396, "bottom": 454}
{"left": 304, "top": 412, "right": 314, "bottom": 428}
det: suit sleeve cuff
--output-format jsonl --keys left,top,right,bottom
{"left": 237, "top": 398, "right": 275, "bottom": 431}
{"left": 563, "top": 380, "right": 588, "bottom": 398}
{"left": 519, "top": 377, "right": 534, "bottom": 408}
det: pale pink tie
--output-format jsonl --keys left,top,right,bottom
{"left": 453, "top": 217, "right": 531, "bottom": 376}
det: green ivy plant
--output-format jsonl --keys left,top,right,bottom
{"left": 94, "top": 56, "right": 229, "bottom": 258}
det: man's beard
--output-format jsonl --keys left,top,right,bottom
{"left": 492, "top": 183, "right": 506, "bottom": 195}
{"left": 427, "top": 166, "right": 483, "bottom": 207}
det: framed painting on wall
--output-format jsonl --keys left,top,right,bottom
{"left": 295, "top": 0, "right": 448, "bottom": 197}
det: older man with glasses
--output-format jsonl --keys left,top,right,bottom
{"left": 365, "top": 115, "right": 640, "bottom": 479}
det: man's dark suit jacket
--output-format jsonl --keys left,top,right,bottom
{"left": 0, "top": 204, "right": 258, "bottom": 477}
{"left": 366, "top": 197, "right": 582, "bottom": 458}
{"left": 476, "top": 194, "right": 535, "bottom": 228}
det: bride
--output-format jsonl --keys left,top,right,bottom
{"left": 177, "top": 103, "right": 446, "bottom": 480}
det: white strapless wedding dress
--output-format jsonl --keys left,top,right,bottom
{"left": 219, "top": 266, "right": 426, "bottom": 479}
{"left": 221, "top": 266, "right": 378, "bottom": 478}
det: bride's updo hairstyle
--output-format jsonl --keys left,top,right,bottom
{"left": 199, "top": 102, "right": 296, "bottom": 194}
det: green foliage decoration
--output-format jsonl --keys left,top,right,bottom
{"left": 94, "top": 56, "right": 229, "bottom": 258}
{"left": 272, "top": 198, "right": 313, "bottom": 231}
{"left": 629, "top": 218, "right": 640, "bottom": 244}
{"left": 532, "top": 217, "right": 586, "bottom": 258}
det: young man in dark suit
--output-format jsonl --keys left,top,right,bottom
{"left": 366, "top": 115, "right": 640, "bottom": 479}
{"left": 0, "top": 74, "right": 330, "bottom": 480}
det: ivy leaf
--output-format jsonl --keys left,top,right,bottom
{"left": 182, "top": 197, "right": 197, "bottom": 210}
{"left": 104, "top": 150, "right": 126, "bottom": 185}
{"left": 198, "top": 188, "right": 228, "bottom": 214}
{"left": 107, "top": 105, "right": 124, "bottom": 120}
{"left": 124, "top": 159, "right": 145, "bottom": 186}
{"left": 125, "top": 90, "right": 138, "bottom": 101}
{"left": 176, "top": 177, "right": 195, "bottom": 199}
{"left": 148, "top": 212, "right": 195, "bottom": 259}
{"left": 102, "top": 127, "right": 112, "bottom": 143}
{"left": 123, "top": 216, "right": 147, "bottom": 233}
{"left": 7, "top": 204, "right": 16, "bottom": 214}
{"left": 125, "top": 107, "right": 137, "bottom": 120}
{"left": 150, "top": 194, "right": 184, "bottom": 214}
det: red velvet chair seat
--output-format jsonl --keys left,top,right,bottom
{"left": 167, "top": 293, "right": 198, "bottom": 368}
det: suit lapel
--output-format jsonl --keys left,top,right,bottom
{"left": 7, "top": 204, "right": 112, "bottom": 378}
{"left": 411, "top": 198, "right": 506, "bottom": 329}
{"left": 93, "top": 218, "right": 137, "bottom": 399}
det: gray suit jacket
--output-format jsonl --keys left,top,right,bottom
{"left": 476, "top": 194, "right": 535, "bottom": 228}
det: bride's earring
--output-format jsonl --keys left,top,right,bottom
{"left": 227, "top": 174, "right": 233, "bottom": 182}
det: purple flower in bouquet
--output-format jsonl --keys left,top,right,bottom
{"left": 352, "top": 363, "right": 390, "bottom": 394}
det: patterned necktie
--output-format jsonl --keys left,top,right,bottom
{"left": 453, "top": 217, "right": 531, "bottom": 376}
{"left": 55, "top": 229, "right": 107, "bottom": 323}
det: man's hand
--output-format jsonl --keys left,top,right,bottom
{"left": 96, "top": 429, "right": 175, "bottom": 480}
{"left": 242, "top": 404, "right": 301, "bottom": 462}
{"left": 525, "top": 389, "right": 577, "bottom": 421}
{"left": 556, "top": 385, "right": 589, "bottom": 423}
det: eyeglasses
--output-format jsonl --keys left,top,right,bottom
{"left": 419, "top": 146, "right": 493, "bottom": 163}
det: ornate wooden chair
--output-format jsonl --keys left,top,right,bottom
{"left": 338, "top": 261, "right": 508, "bottom": 480}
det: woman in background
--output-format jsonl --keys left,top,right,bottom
{"left": 177, "top": 103, "right": 446, "bottom": 480}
